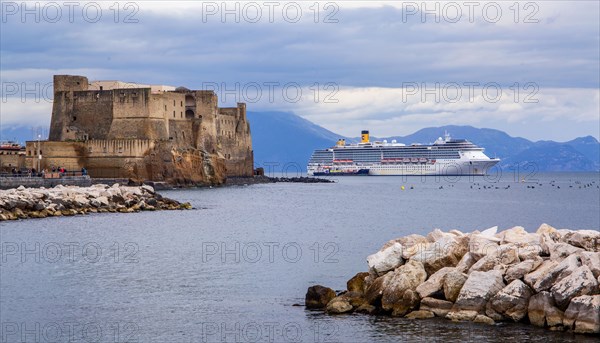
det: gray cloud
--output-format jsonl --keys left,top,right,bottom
{"left": 1, "top": 1, "right": 598, "bottom": 140}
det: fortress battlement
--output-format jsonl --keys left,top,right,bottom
{"left": 26, "top": 75, "right": 254, "bottom": 184}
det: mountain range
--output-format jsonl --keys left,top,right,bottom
{"left": 3, "top": 112, "right": 599, "bottom": 172}
{"left": 247, "top": 112, "right": 600, "bottom": 172}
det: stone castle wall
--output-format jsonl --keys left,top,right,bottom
{"left": 37, "top": 75, "right": 253, "bottom": 183}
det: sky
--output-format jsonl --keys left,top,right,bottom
{"left": 1, "top": 0, "right": 599, "bottom": 142}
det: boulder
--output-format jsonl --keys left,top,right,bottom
{"left": 305, "top": 285, "right": 336, "bottom": 309}
{"left": 381, "top": 234, "right": 429, "bottom": 260}
{"left": 427, "top": 228, "right": 455, "bottom": 242}
{"left": 364, "top": 274, "right": 388, "bottom": 305}
{"left": 455, "top": 252, "right": 476, "bottom": 273}
{"left": 326, "top": 297, "right": 353, "bottom": 314}
{"left": 381, "top": 260, "right": 427, "bottom": 315}
{"left": 490, "top": 280, "right": 533, "bottom": 322}
{"left": 416, "top": 267, "right": 454, "bottom": 298}
{"left": 550, "top": 265, "right": 599, "bottom": 310}
{"left": 563, "top": 230, "right": 600, "bottom": 252}
{"left": 549, "top": 243, "right": 583, "bottom": 261}
{"left": 578, "top": 251, "right": 600, "bottom": 278}
{"left": 485, "top": 301, "right": 504, "bottom": 321}
{"left": 528, "top": 291, "right": 564, "bottom": 328}
{"left": 443, "top": 270, "right": 468, "bottom": 302}
{"left": 536, "top": 223, "right": 559, "bottom": 236}
{"left": 523, "top": 259, "right": 558, "bottom": 289}
{"left": 336, "top": 291, "right": 367, "bottom": 309}
{"left": 504, "top": 257, "right": 543, "bottom": 283}
{"left": 469, "top": 231, "right": 501, "bottom": 260}
{"left": 392, "top": 289, "right": 420, "bottom": 317}
{"left": 419, "top": 297, "right": 453, "bottom": 317}
{"left": 563, "top": 295, "right": 600, "bottom": 334}
{"left": 498, "top": 226, "right": 540, "bottom": 246}
{"left": 469, "top": 255, "right": 499, "bottom": 273}
{"left": 367, "top": 242, "right": 404, "bottom": 275}
{"left": 405, "top": 310, "right": 434, "bottom": 319}
{"left": 410, "top": 235, "right": 468, "bottom": 275}
{"left": 532, "top": 254, "right": 582, "bottom": 292}
{"left": 450, "top": 270, "right": 505, "bottom": 313}
{"left": 517, "top": 244, "right": 543, "bottom": 261}
{"left": 347, "top": 272, "right": 369, "bottom": 294}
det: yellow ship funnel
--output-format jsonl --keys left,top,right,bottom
{"left": 336, "top": 139, "right": 344, "bottom": 146}
{"left": 361, "top": 130, "right": 370, "bottom": 143}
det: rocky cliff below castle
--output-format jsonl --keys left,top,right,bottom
{"left": 306, "top": 225, "right": 600, "bottom": 335}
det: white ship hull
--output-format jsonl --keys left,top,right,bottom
{"left": 365, "top": 159, "right": 499, "bottom": 176}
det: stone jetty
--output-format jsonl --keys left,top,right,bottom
{"left": 0, "top": 184, "right": 191, "bottom": 221}
{"left": 306, "top": 225, "right": 600, "bottom": 335}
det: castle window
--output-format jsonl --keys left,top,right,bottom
{"left": 180, "top": 101, "right": 183, "bottom": 106}
{"left": 173, "top": 100, "right": 175, "bottom": 106}
{"left": 165, "top": 105, "right": 167, "bottom": 111}
{"left": 173, "top": 111, "right": 176, "bottom": 118}
{"left": 72, "top": 116, "right": 76, "bottom": 121}
{"left": 100, "top": 86, "right": 103, "bottom": 91}
{"left": 182, "top": 131, "right": 185, "bottom": 139}
{"left": 181, "top": 112, "right": 183, "bottom": 118}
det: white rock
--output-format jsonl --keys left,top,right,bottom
{"left": 578, "top": 251, "right": 600, "bottom": 278}
{"left": 381, "top": 260, "right": 427, "bottom": 315}
{"left": 443, "top": 270, "right": 468, "bottom": 303}
{"left": 490, "top": 279, "right": 533, "bottom": 322}
{"left": 505, "top": 257, "right": 543, "bottom": 283}
{"left": 455, "top": 252, "right": 476, "bottom": 273}
{"left": 367, "top": 242, "right": 404, "bottom": 275}
{"left": 498, "top": 226, "right": 540, "bottom": 246}
{"left": 523, "top": 260, "right": 558, "bottom": 288}
{"left": 563, "top": 230, "right": 600, "bottom": 252}
{"left": 410, "top": 235, "right": 468, "bottom": 275}
{"left": 549, "top": 242, "right": 583, "bottom": 261}
{"left": 416, "top": 267, "right": 454, "bottom": 298}
{"left": 451, "top": 270, "right": 505, "bottom": 313}
{"left": 551, "top": 265, "right": 599, "bottom": 309}
{"left": 533, "top": 254, "right": 582, "bottom": 292}
{"left": 469, "top": 233, "right": 500, "bottom": 260}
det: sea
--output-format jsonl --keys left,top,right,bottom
{"left": 1, "top": 172, "right": 599, "bottom": 342}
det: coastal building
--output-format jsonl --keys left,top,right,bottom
{"left": 0, "top": 142, "right": 26, "bottom": 172}
{"left": 24, "top": 75, "right": 253, "bottom": 184}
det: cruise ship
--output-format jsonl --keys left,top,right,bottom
{"left": 307, "top": 130, "right": 500, "bottom": 176}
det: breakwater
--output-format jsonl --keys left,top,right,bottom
{"left": 0, "top": 184, "right": 191, "bottom": 221}
{"left": 306, "top": 225, "right": 600, "bottom": 335}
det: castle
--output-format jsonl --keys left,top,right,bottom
{"left": 25, "top": 75, "right": 253, "bottom": 184}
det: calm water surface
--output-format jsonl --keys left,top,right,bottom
{"left": 1, "top": 173, "right": 599, "bottom": 342}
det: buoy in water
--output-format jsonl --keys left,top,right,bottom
{"left": 401, "top": 186, "right": 405, "bottom": 190}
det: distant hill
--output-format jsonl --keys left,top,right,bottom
{"left": 3, "top": 113, "right": 599, "bottom": 172}
{"left": 246, "top": 111, "right": 340, "bottom": 171}
{"left": 247, "top": 113, "right": 600, "bottom": 172}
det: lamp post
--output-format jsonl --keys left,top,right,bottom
{"left": 37, "top": 134, "right": 41, "bottom": 174}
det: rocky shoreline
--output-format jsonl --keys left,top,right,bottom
{"left": 306, "top": 225, "right": 600, "bottom": 335}
{"left": 0, "top": 184, "right": 191, "bottom": 221}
